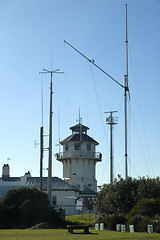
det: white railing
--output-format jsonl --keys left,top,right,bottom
{"left": 56, "top": 151, "right": 102, "bottom": 160}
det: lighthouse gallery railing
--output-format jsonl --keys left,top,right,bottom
{"left": 56, "top": 151, "right": 102, "bottom": 160}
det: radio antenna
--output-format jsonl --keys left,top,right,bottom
{"left": 105, "top": 111, "right": 118, "bottom": 184}
{"left": 39, "top": 68, "right": 64, "bottom": 205}
{"left": 64, "top": 5, "right": 130, "bottom": 179}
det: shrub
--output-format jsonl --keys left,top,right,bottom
{"left": 46, "top": 207, "right": 65, "bottom": 227}
{"left": 127, "top": 198, "right": 160, "bottom": 218}
{"left": 94, "top": 212, "right": 108, "bottom": 225}
{"left": 152, "top": 215, "right": 160, "bottom": 233}
{"left": 0, "top": 205, "right": 21, "bottom": 229}
{"left": 1, "top": 187, "right": 64, "bottom": 229}
{"left": 106, "top": 214, "right": 127, "bottom": 231}
{"left": 127, "top": 215, "right": 151, "bottom": 232}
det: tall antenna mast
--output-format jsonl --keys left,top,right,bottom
{"left": 105, "top": 111, "right": 118, "bottom": 184}
{"left": 39, "top": 68, "right": 64, "bottom": 205}
{"left": 124, "top": 4, "right": 129, "bottom": 179}
{"left": 64, "top": 5, "right": 130, "bottom": 180}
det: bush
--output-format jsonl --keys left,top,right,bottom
{"left": 127, "top": 198, "right": 160, "bottom": 218}
{"left": 46, "top": 207, "right": 65, "bottom": 227}
{"left": 0, "top": 205, "right": 21, "bottom": 229}
{"left": 151, "top": 215, "right": 160, "bottom": 233}
{"left": 106, "top": 214, "right": 127, "bottom": 231}
{"left": 94, "top": 212, "right": 108, "bottom": 225}
{"left": 0, "top": 187, "right": 64, "bottom": 229}
{"left": 127, "top": 215, "right": 151, "bottom": 232}
{"left": 3, "top": 187, "right": 49, "bottom": 208}
{"left": 94, "top": 213, "right": 127, "bottom": 230}
{"left": 94, "top": 177, "right": 160, "bottom": 217}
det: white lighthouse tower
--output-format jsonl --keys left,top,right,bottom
{"left": 57, "top": 122, "right": 102, "bottom": 194}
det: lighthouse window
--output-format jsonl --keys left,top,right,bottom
{"left": 74, "top": 143, "right": 81, "bottom": 150}
{"left": 65, "top": 144, "right": 69, "bottom": 151}
{"left": 87, "top": 144, "right": 91, "bottom": 151}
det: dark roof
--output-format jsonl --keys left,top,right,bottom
{"left": 70, "top": 123, "right": 89, "bottom": 131}
{"left": 0, "top": 177, "right": 78, "bottom": 191}
{"left": 80, "top": 185, "right": 97, "bottom": 197}
{"left": 0, "top": 177, "right": 79, "bottom": 198}
{"left": 0, "top": 176, "right": 98, "bottom": 197}
{"left": 60, "top": 134, "right": 99, "bottom": 145}
{"left": 26, "top": 177, "right": 78, "bottom": 191}
{"left": 0, "top": 177, "right": 20, "bottom": 182}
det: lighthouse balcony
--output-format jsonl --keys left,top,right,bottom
{"left": 56, "top": 151, "right": 102, "bottom": 161}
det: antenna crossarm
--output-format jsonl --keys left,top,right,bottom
{"left": 43, "top": 68, "right": 59, "bottom": 73}
{"left": 55, "top": 71, "right": 64, "bottom": 74}
{"left": 64, "top": 39, "right": 124, "bottom": 89}
{"left": 39, "top": 68, "right": 64, "bottom": 74}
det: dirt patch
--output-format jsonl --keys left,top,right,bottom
{"left": 31, "top": 222, "right": 58, "bottom": 229}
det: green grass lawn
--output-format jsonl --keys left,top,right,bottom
{"left": 0, "top": 229, "right": 160, "bottom": 240}
{"left": 0, "top": 214, "right": 159, "bottom": 239}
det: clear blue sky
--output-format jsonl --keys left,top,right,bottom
{"left": 0, "top": 0, "right": 160, "bottom": 185}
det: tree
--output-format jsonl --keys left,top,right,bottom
{"left": 3, "top": 187, "right": 49, "bottom": 208}
{"left": 94, "top": 177, "right": 160, "bottom": 223}
{"left": 2, "top": 187, "right": 50, "bottom": 227}
{"left": 94, "top": 177, "right": 138, "bottom": 216}
{"left": 0, "top": 205, "right": 21, "bottom": 229}
{"left": 136, "top": 177, "right": 160, "bottom": 200}
{"left": 1, "top": 187, "right": 65, "bottom": 228}
{"left": 128, "top": 198, "right": 160, "bottom": 218}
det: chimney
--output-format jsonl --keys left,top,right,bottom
{"left": 2, "top": 164, "right": 10, "bottom": 179}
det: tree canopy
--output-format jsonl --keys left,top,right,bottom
{"left": 3, "top": 187, "right": 49, "bottom": 208}
{"left": 93, "top": 177, "right": 160, "bottom": 232}
{"left": 0, "top": 187, "right": 63, "bottom": 229}
{"left": 94, "top": 177, "right": 160, "bottom": 217}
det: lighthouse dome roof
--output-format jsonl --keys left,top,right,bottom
{"left": 60, "top": 133, "right": 99, "bottom": 145}
{"left": 60, "top": 123, "right": 99, "bottom": 145}
{"left": 70, "top": 123, "right": 89, "bottom": 131}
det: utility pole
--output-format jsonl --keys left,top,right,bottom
{"left": 105, "top": 111, "right": 118, "bottom": 184}
{"left": 39, "top": 68, "right": 63, "bottom": 206}
{"left": 40, "top": 126, "right": 43, "bottom": 190}
{"left": 35, "top": 131, "right": 43, "bottom": 190}
{"left": 39, "top": 78, "right": 44, "bottom": 191}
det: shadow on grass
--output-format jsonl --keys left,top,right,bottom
{"left": 68, "top": 232, "right": 99, "bottom": 235}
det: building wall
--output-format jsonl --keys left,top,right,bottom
{"left": 63, "top": 142, "right": 95, "bottom": 158}
{"left": 52, "top": 190, "right": 80, "bottom": 215}
{"left": 62, "top": 158, "right": 97, "bottom": 192}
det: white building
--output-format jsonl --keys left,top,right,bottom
{"left": 0, "top": 123, "right": 102, "bottom": 215}
{"left": 57, "top": 123, "right": 102, "bottom": 194}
